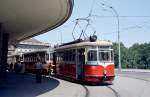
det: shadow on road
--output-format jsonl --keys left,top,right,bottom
{"left": 79, "top": 81, "right": 113, "bottom": 86}
{"left": 0, "top": 72, "right": 60, "bottom": 97}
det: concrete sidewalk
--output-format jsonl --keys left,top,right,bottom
{"left": 0, "top": 72, "right": 85, "bottom": 97}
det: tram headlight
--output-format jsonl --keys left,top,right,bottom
{"left": 103, "top": 70, "right": 107, "bottom": 75}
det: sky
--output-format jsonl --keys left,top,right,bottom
{"left": 35, "top": 0, "right": 150, "bottom": 47}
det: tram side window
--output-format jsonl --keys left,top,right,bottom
{"left": 88, "top": 50, "right": 97, "bottom": 61}
{"left": 46, "top": 54, "right": 49, "bottom": 60}
{"left": 59, "top": 50, "right": 75, "bottom": 62}
{"left": 56, "top": 52, "right": 63, "bottom": 62}
{"left": 62, "top": 52, "right": 65, "bottom": 61}
{"left": 60, "top": 53, "right": 63, "bottom": 61}
{"left": 50, "top": 53, "right": 53, "bottom": 61}
{"left": 68, "top": 51, "right": 72, "bottom": 61}
{"left": 71, "top": 50, "right": 75, "bottom": 61}
{"left": 65, "top": 51, "right": 68, "bottom": 61}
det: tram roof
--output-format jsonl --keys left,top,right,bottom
{"left": 55, "top": 40, "right": 112, "bottom": 50}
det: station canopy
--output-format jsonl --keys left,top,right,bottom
{"left": 0, "top": 0, "right": 73, "bottom": 44}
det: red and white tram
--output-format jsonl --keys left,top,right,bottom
{"left": 10, "top": 50, "right": 54, "bottom": 74}
{"left": 23, "top": 50, "right": 53, "bottom": 74}
{"left": 54, "top": 39, "right": 115, "bottom": 82}
{"left": 9, "top": 38, "right": 115, "bottom": 83}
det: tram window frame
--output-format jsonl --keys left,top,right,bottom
{"left": 71, "top": 49, "right": 75, "bottom": 62}
{"left": 99, "top": 51, "right": 109, "bottom": 61}
{"left": 31, "top": 57, "right": 33, "bottom": 62}
{"left": 60, "top": 52, "right": 63, "bottom": 62}
{"left": 27, "top": 57, "right": 29, "bottom": 62}
{"left": 69, "top": 49, "right": 75, "bottom": 62}
{"left": 56, "top": 52, "right": 63, "bottom": 62}
{"left": 98, "top": 50, "right": 113, "bottom": 62}
{"left": 111, "top": 50, "right": 114, "bottom": 61}
{"left": 56, "top": 49, "right": 76, "bottom": 63}
{"left": 46, "top": 54, "right": 49, "bottom": 60}
{"left": 87, "top": 50, "right": 97, "bottom": 61}
{"left": 50, "top": 53, "right": 53, "bottom": 61}
{"left": 65, "top": 51, "right": 68, "bottom": 61}
{"left": 24, "top": 57, "right": 26, "bottom": 62}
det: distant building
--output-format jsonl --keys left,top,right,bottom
{"left": 8, "top": 45, "right": 15, "bottom": 56}
{"left": 7, "top": 38, "right": 51, "bottom": 64}
{"left": 15, "top": 38, "right": 50, "bottom": 55}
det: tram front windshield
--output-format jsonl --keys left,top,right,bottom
{"left": 87, "top": 47, "right": 113, "bottom": 62}
{"left": 99, "top": 51, "right": 113, "bottom": 61}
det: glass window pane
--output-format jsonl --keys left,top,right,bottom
{"left": 88, "top": 50, "right": 97, "bottom": 61}
{"left": 99, "top": 51, "right": 109, "bottom": 61}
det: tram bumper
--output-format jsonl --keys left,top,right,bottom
{"left": 85, "top": 75, "right": 115, "bottom": 82}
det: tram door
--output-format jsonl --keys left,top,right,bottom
{"left": 76, "top": 48, "right": 85, "bottom": 80}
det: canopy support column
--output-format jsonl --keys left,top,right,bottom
{"left": 0, "top": 23, "right": 9, "bottom": 83}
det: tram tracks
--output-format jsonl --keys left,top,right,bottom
{"left": 81, "top": 73, "right": 150, "bottom": 97}
{"left": 82, "top": 85, "right": 120, "bottom": 97}
{"left": 47, "top": 75, "right": 120, "bottom": 97}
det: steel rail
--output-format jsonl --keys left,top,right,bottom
{"left": 82, "top": 85, "right": 89, "bottom": 97}
{"left": 106, "top": 86, "right": 121, "bottom": 97}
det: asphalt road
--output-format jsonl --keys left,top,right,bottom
{"left": 116, "top": 71, "right": 150, "bottom": 81}
{"left": 84, "top": 71, "right": 150, "bottom": 97}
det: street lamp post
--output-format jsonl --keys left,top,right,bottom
{"left": 100, "top": 3, "right": 121, "bottom": 71}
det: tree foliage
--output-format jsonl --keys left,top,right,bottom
{"left": 113, "top": 42, "right": 150, "bottom": 69}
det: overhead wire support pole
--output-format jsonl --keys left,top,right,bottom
{"left": 100, "top": 2, "right": 121, "bottom": 71}
{"left": 110, "top": 6, "right": 121, "bottom": 71}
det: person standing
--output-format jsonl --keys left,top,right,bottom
{"left": 21, "top": 62, "right": 25, "bottom": 74}
{"left": 35, "top": 59, "right": 43, "bottom": 83}
{"left": 9, "top": 63, "right": 13, "bottom": 71}
{"left": 14, "top": 61, "right": 21, "bottom": 73}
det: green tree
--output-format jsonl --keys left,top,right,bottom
{"left": 113, "top": 42, "right": 150, "bottom": 69}
{"left": 113, "top": 42, "right": 128, "bottom": 68}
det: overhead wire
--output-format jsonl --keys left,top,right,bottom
{"left": 88, "top": 0, "right": 150, "bottom": 18}
{"left": 87, "top": 0, "right": 96, "bottom": 18}
{"left": 55, "top": 0, "right": 150, "bottom": 43}
{"left": 84, "top": 0, "right": 98, "bottom": 37}
{"left": 101, "top": 20, "right": 150, "bottom": 35}
{"left": 85, "top": 0, "right": 150, "bottom": 37}
{"left": 89, "top": 14, "right": 150, "bottom": 18}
